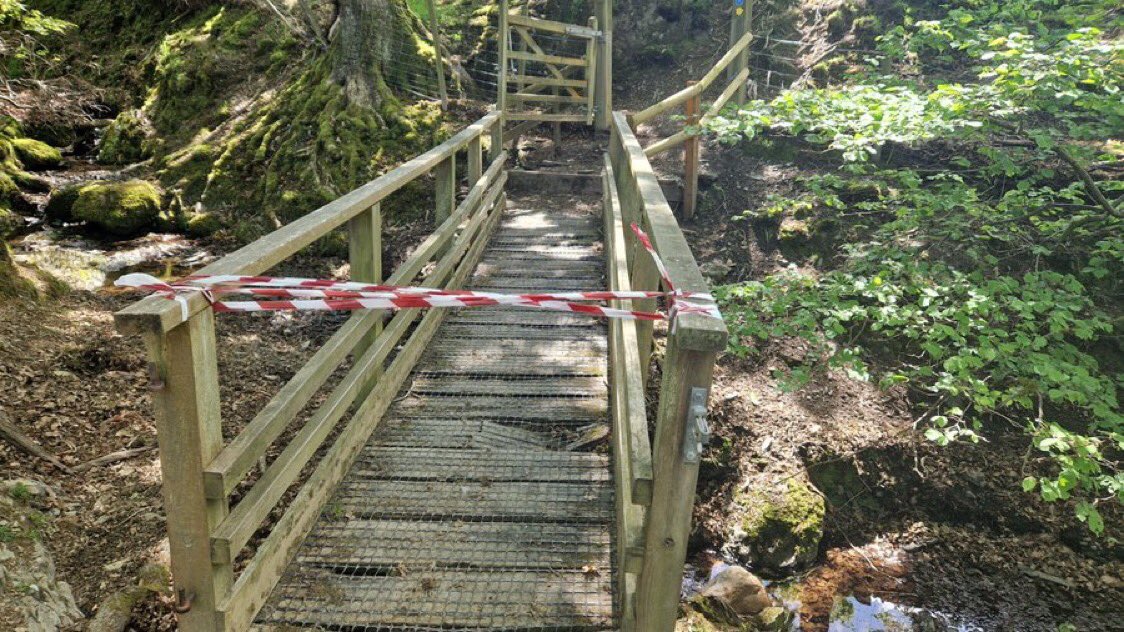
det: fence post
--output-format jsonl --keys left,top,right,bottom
{"left": 425, "top": 0, "right": 448, "bottom": 108}
{"left": 682, "top": 86, "right": 700, "bottom": 220}
{"left": 497, "top": 0, "right": 509, "bottom": 115}
{"left": 595, "top": 0, "right": 613, "bottom": 130}
{"left": 586, "top": 17, "right": 599, "bottom": 126}
{"left": 728, "top": 0, "right": 752, "bottom": 105}
{"left": 142, "top": 314, "right": 228, "bottom": 632}
{"left": 349, "top": 203, "right": 383, "bottom": 393}
{"left": 634, "top": 335, "right": 720, "bottom": 632}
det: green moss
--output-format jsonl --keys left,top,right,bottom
{"left": 186, "top": 211, "right": 221, "bottom": 236}
{"left": 11, "top": 138, "right": 62, "bottom": 170}
{"left": 69, "top": 180, "right": 163, "bottom": 237}
{"left": 98, "top": 110, "right": 153, "bottom": 165}
{"left": 735, "top": 479, "right": 825, "bottom": 574}
{"left": 0, "top": 243, "right": 36, "bottom": 298}
{"left": 0, "top": 205, "right": 20, "bottom": 238}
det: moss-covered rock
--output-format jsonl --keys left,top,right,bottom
{"left": 731, "top": 478, "right": 825, "bottom": 575}
{"left": 98, "top": 110, "right": 154, "bottom": 165}
{"left": 11, "top": 138, "right": 63, "bottom": 170}
{"left": 65, "top": 180, "right": 163, "bottom": 237}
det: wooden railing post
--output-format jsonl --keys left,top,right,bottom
{"left": 425, "top": 0, "right": 448, "bottom": 108}
{"left": 142, "top": 313, "right": 229, "bottom": 632}
{"left": 729, "top": 0, "right": 752, "bottom": 106}
{"left": 467, "top": 136, "right": 483, "bottom": 185}
{"left": 682, "top": 85, "right": 700, "bottom": 220}
{"left": 635, "top": 336, "right": 721, "bottom": 632}
{"left": 490, "top": 114, "right": 504, "bottom": 162}
{"left": 594, "top": 0, "right": 613, "bottom": 130}
{"left": 435, "top": 156, "right": 456, "bottom": 225}
{"left": 349, "top": 203, "right": 383, "bottom": 393}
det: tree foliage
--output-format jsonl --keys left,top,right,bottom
{"left": 706, "top": 0, "right": 1122, "bottom": 532}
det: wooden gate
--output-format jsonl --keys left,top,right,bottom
{"left": 498, "top": 7, "right": 600, "bottom": 126}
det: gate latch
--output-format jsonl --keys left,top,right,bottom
{"left": 683, "top": 387, "right": 711, "bottom": 463}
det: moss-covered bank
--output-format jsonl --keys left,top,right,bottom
{"left": 39, "top": 1, "right": 450, "bottom": 245}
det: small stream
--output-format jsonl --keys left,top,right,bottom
{"left": 683, "top": 556, "right": 986, "bottom": 632}
{"left": 8, "top": 155, "right": 213, "bottom": 291}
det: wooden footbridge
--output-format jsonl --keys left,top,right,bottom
{"left": 116, "top": 3, "right": 753, "bottom": 631}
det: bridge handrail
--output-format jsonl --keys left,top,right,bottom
{"left": 606, "top": 112, "right": 728, "bottom": 631}
{"left": 114, "top": 111, "right": 506, "bottom": 632}
{"left": 629, "top": 30, "right": 752, "bottom": 127}
{"left": 116, "top": 110, "right": 503, "bottom": 335}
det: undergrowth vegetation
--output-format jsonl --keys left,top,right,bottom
{"left": 706, "top": 0, "right": 1122, "bottom": 532}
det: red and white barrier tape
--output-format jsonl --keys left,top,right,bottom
{"left": 115, "top": 224, "right": 722, "bottom": 325}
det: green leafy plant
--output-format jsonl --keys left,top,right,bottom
{"left": 705, "top": 0, "right": 1122, "bottom": 532}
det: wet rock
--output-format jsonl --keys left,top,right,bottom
{"left": 11, "top": 138, "right": 63, "bottom": 171}
{"left": 49, "top": 180, "right": 163, "bottom": 237}
{"left": 694, "top": 565, "right": 772, "bottom": 621}
{"left": 730, "top": 478, "right": 825, "bottom": 575}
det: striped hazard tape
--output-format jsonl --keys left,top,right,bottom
{"left": 115, "top": 224, "right": 722, "bottom": 324}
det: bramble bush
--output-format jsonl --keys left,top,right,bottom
{"left": 704, "top": 0, "right": 1121, "bottom": 531}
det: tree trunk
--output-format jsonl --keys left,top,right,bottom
{"left": 332, "top": 0, "right": 399, "bottom": 110}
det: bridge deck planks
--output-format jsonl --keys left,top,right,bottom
{"left": 255, "top": 192, "right": 617, "bottom": 630}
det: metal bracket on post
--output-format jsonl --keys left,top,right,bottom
{"left": 683, "top": 387, "right": 711, "bottom": 463}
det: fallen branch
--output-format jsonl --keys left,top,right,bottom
{"left": 0, "top": 409, "right": 74, "bottom": 475}
{"left": 1019, "top": 566, "right": 1075, "bottom": 589}
{"left": 71, "top": 445, "right": 157, "bottom": 474}
{"left": 1054, "top": 145, "right": 1122, "bottom": 219}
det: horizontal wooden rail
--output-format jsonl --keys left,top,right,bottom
{"left": 644, "top": 67, "right": 749, "bottom": 158}
{"left": 508, "top": 49, "right": 587, "bottom": 67}
{"left": 603, "top": 154, "right": 649, "bottom": 632}
{"left": 510, "top": 92, "right": 587, "bottom": 104}
{"left": 116, "top": 110, "right": 503, "bottom": 335}
{"left": 508, "top": 13, "right": 600, "bottom": 38}
{"left": 512, "top": 76, "right": 586, "bottom": 89}
{"left": 608, "top": 111, "right": 728, "bottom": 632}
{"left": 210, "top": 172, "right": 508, "bottom": 565}
{"left": 630, "top": 31, "right": 752, "bottom": 126}
{"left": 506, "top": 112, "right": 589, "bottom": 123}
{"left": 216, "top": 180, "right": 507, "bottom": 632}
{"left": 201, "top": 154, "right": 509, "bottom": 500}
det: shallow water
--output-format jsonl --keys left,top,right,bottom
{"left": 684, "top": 559, "right": 984, "bottom": 632}
{"left": 10, "top": 229, "right": 212, "bottom": 291}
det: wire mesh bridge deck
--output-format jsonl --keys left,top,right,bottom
{"left": 254, "top": 191, "right": 617, "bottom": 630}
